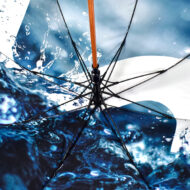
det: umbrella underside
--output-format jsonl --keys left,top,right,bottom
{"left": 0, "top": 0, "right": 190, "bottom": 189}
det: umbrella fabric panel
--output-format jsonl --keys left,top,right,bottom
{"left": 44, "top": 104, "right": 190, "bottom": 190}
{"left": 14, "top": 0, "right": 87, "bottom": 79}
{"left": 115, "top": 0, "right": 190, "bottom": 59}
{"left": 59, "top": 0, "right": 190, "bottom": 63}
{"left": 44, "top": 110, "right": 148, "bottom": 190}
{"left": 0, "top": 109, "right": 87, "bottom": 190}
{"left": 58, "top": 0, "right": 136, "bottom": 68}
{"left": 0, "top": 56, "right": 87, "bottom": 124}
{"left": 1, "top": 0, "right": 190, "bottom": 190}
{"left": 0, "top": 100, "right": 189, "bottom": 189}
{"left": 0, "top": 0, "right": 29, "bottom": 58}
{"left": 104, "top": 56, "right": 190, "bottom": 120}
{"left": 14, "top": 0, "right": 190, "bottom": 78}
{"left": 0, "top": 61, "right": 89, "bottom": 189}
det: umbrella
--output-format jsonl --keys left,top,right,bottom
{"left": 0, "top": 0, "right": 190, "bottom": 189}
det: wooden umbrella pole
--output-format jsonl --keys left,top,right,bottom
{"left": 88, "top": 0, "right": 98, "bottom": 69}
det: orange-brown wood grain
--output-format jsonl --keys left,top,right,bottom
{"left": 88, "top": 0, "right": 98, "bottom": 68}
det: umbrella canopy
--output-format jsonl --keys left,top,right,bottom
{"left": 0, "top": 0, "right": 190, "bottom": 189}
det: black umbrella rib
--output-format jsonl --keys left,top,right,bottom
{"left": 110, "top": 53, "right": 190, "bottom": 95}
{"left": 0, "top": 51, "right": 89, "bottom": 96}
{"left": 9, "top": 86, "right": 91, "bottom": 125}
{"left": 102, "top": 79, "right": 116, "bottom": 84}
{"left": 101, "top": 42, "right": 124, "bottom": 83}
{"left": 0, "top": 51, "right": 36, "bottom": 74}
{"left": 42, "top": 102, "right": 96, "bottom": 189}
{"left": 31, "top": 105, "right": 88, "bottom": 120}
{"left": 34, "top": 74, "right": 86, "bottom": 97}
{"left": 73, "top": 42, "right": 92, "bottom": 83}
{"left": 109, "top": 104, "right": 190, "bottom": 121}
{"left": 31, "top": 71, "right": 91, "bottom": 89}
{"left": 102, "top": 86, "right": 173, "bottom": 119}
{"left": 100, "top": 104, "right": 152, "bottom": 190}
{"left": 30, "top": 70, "right": 89, "bottom": 97}
{"left": 103, "top": 70, "right": 164, "bottom": 87}
{"left": 56, "top": 0, "right": 92, "bottom": 83}
{"left": 23, "top": 87, "right": 90, "bottom": 123}
{"left": 106, "top": 104, "right": 171, "bottom": 119}
{"left": 100, "top": 70, "right": 164, "bottom": 91}
{"left": 101, "top": 0, "right": 139, "bottom": 85}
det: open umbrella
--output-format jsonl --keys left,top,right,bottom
{"left": 0, "top": 0, "right": 190, "bottom": 189}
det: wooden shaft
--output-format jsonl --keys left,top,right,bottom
{"left": 88, "top": 0, "right": 98, "bottom": 68}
